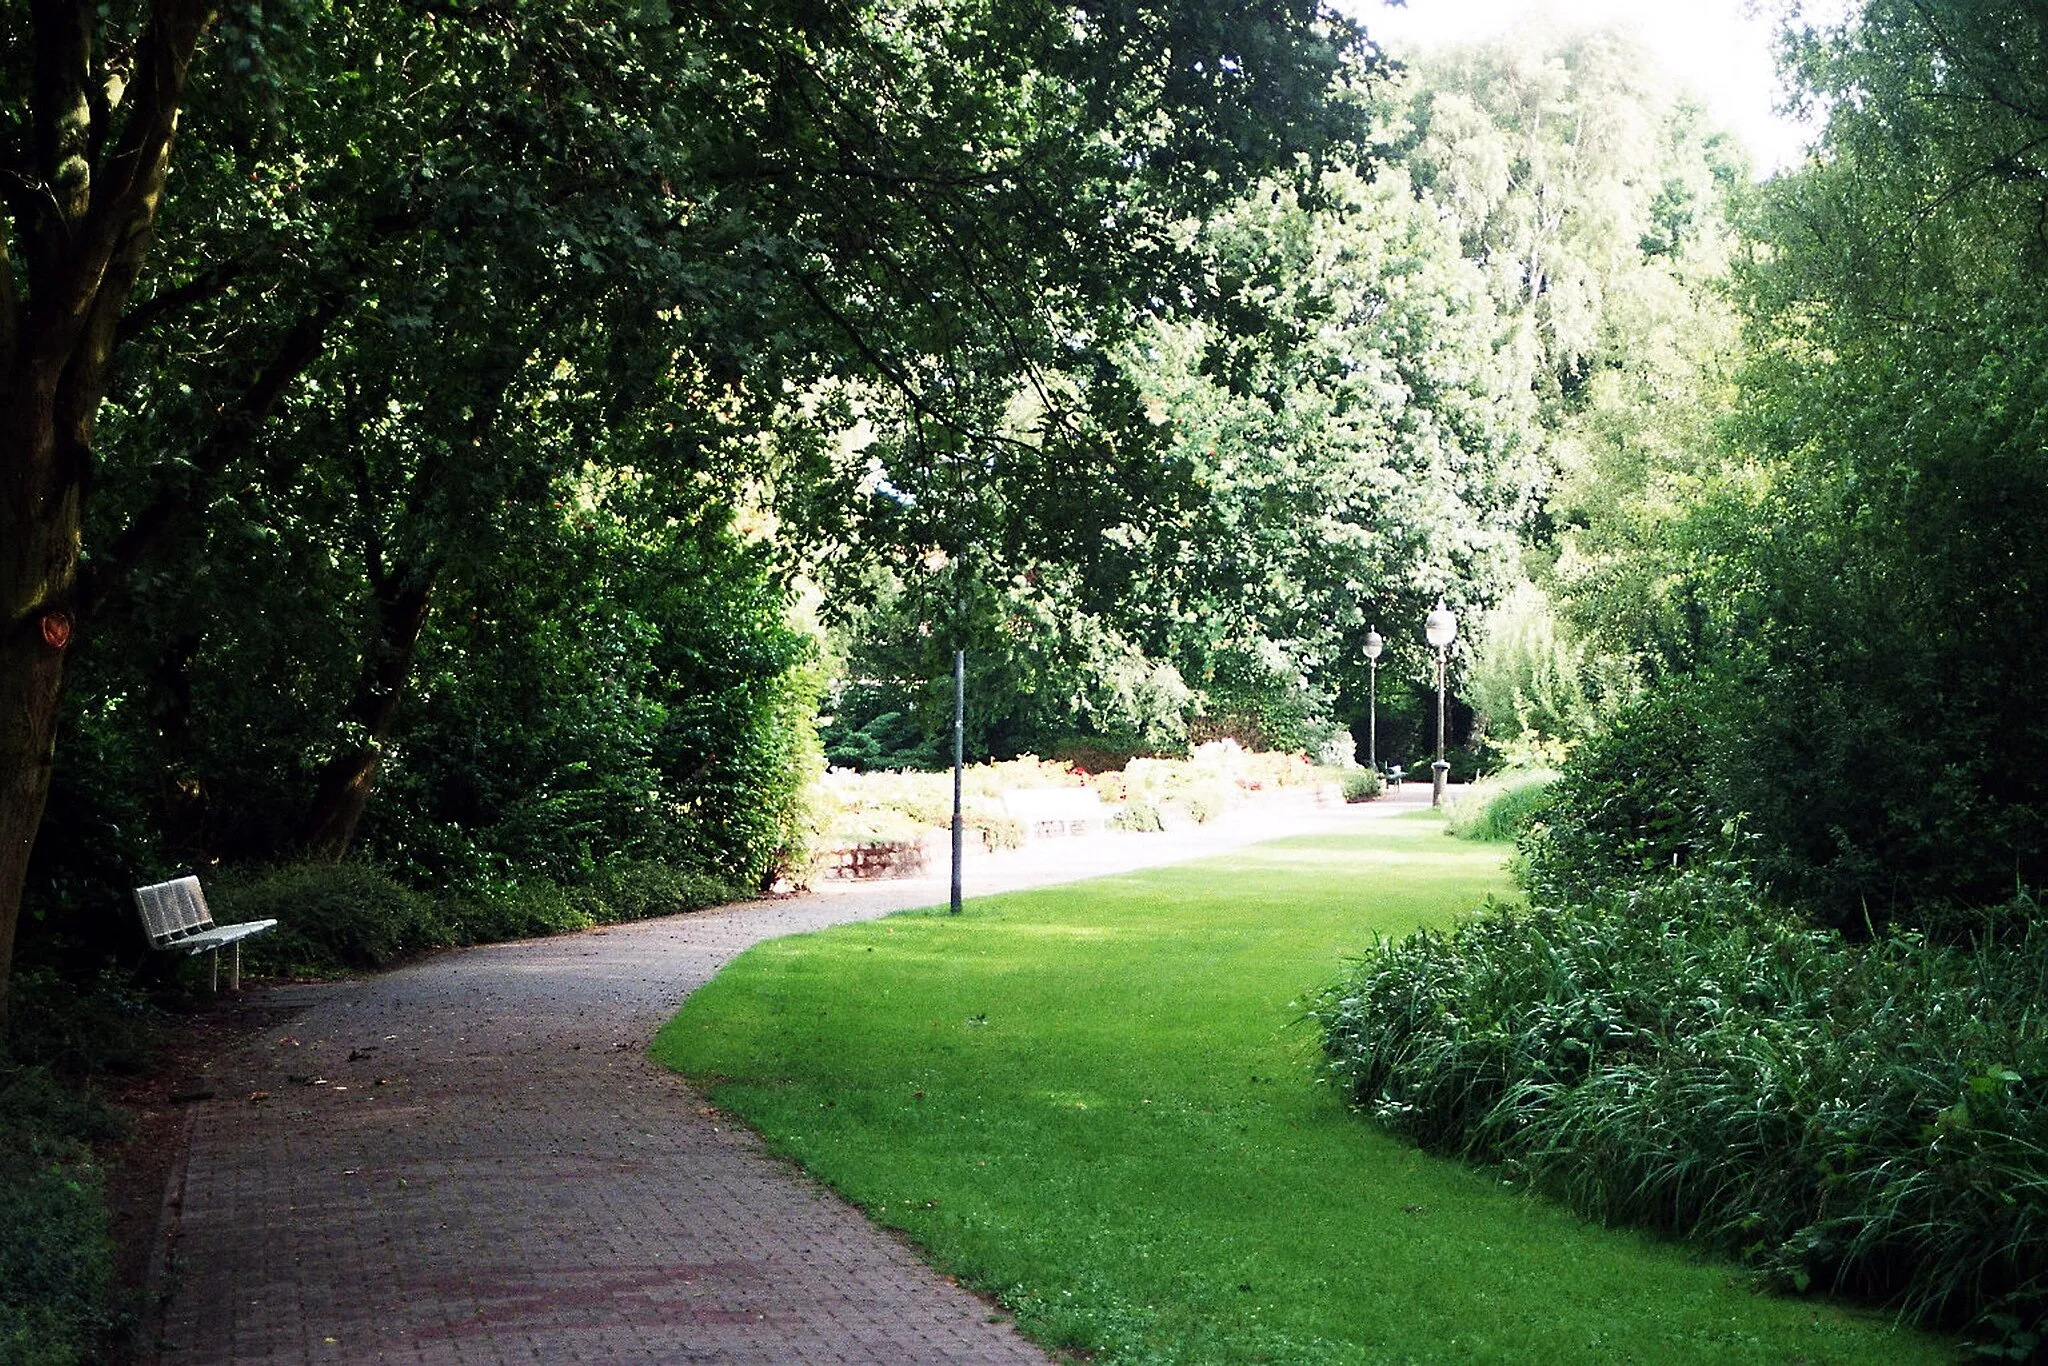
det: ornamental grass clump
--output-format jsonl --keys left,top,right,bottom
{"left": 1311, "top": 877, "right": 2048, "bottom": 1351}
{"left": 1443, "top": 768, "right": 1558, "bottom": 841}
{"left": 1339, "top": 768, "right": 1383, "bottom": 803}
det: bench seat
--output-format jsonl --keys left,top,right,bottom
{"left": 135, "top": 875, "right": 278, "bottom": 992}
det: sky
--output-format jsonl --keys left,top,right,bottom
{"left": 1341, "top": 0, "right": 1819, "bottom": 173}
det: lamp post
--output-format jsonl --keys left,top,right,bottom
{"left": 1363, "top": 627, "right": 1383, "bottom": 771}
{"left": 950, "top": 645, "right": 965, "bottom": 916}
{"left": 1425, "top": 600, "right": 1457, "bottom": 808}
{"left": 926, "top": 544, "right": 967, "bottom": 916}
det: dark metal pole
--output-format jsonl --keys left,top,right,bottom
{"left": 1367, "top": 659, "right": 1378, "bottom": 770}
{"left": 950, "top": 647, "right": 965, "bottom": 916}
{"left": 1432, "top": 646, "right": 1448, "bottom": 808}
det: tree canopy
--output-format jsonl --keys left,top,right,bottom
{"left": 823, "top": 25, "right": 1753, "bottom": 771}
{"left": 1, "top": 0, "right": 1378, "bottom": 1013}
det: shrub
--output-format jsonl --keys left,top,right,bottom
{"left": 1111, "top": 799, "right": 1164, "bottom": 832}
{"left": 1176, "top": 780, "right": 1232, "bottom": 825}
{"left": 3, "top": 968, "right": 157, "bottom": 1076}
{"left": 1515, "top": 684, "right": 1725, "bottom": 905}
{"left": 1339, "top": 770, "right": 1383, "bottom": 804}
{"left": 444, "top": 879, "right": 595, "bottom": 944}
{"left": 966, "top": 812, "right": 1026, "bottom": 852}
{"left": 0, "top": 1065, "right": 122, "bottom": 1366}
{"left": 1234, "top": 748, "right": 1321, "bottom": 790}
{"left": 580, "top": 860, "right": 736, "bottom": 923}
{"left": 824, "top": 805, "right": 931, "bottom": 849}
{"left": 811, "top": 746, "right": 1319, "bottom": 853}
{"left": 437, "top": 860, "right": 743, "bottom": 944}
{"left": 192, "top": 857, "right": 742, "bottom": 976}
{"left": 1084, "top": 770, "right": 1128, "bottom": 803}
{"left": 1443, "top": 769, "right": 1558, "bottom": 841}
{"left": 1050, "top": 738, "right": 1167, "bottom": 773}
{"left": 1310, "top": 879, "right": 2048, "bottom": 1350}
{"left": 217, "top": 863, "right": 449, "bottom": 975}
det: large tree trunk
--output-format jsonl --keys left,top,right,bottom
{"left": 0, "top": 0, "right": 215, "bottom": 1024}
{"left": 0, "top": 418, "right": 80, "bottom": 1029}
{"left": 293, "top": 368, "right": 516, "bottom": 864}
{"left": 297, "top": 569, "right": 437, "bottom": 861}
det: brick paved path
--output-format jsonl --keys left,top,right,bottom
{"left": 153, "top": 789, "right": 1431, "bottom": 1363}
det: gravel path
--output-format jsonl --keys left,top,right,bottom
{"left": 152, "top": 787, "right": 1433, "bottom": 1363}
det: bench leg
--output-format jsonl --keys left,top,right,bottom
{"left": 230, "top": 941, "right": 242, "bottom": 992}
{"left": 210, "top": 949, "right": 219, "bottom": 994}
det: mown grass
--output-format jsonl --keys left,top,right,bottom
{"left": 652, "top": 816, "right": 1954, "bottom": 1364}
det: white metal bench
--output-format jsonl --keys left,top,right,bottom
{"left": 134, "top": 875, "right": 277, "bottom": 992}
{"left": 1001, "top": 787, "right": 1108, "bottom": 839}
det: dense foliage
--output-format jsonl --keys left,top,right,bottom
{"left": 1441, "top": 767, "right": 1557, "bottom": 843}
{"left": 826, "top": 28, "right": 1750, "bottom": 772}
{"left": 4, "top": 0, "right": 1381, "bottom": 1007}
{"left": 1702, "top": 2, "right": 2048, "bottom": 925}
{"left": 1313, "top": 878, "right": 2048, "bottom": 1350}
{"left": 206, "top": 859, "right": 737, "bottom": 977}
{"left": 10, "top": 0, "right": 2045, "bottom": 1350}
{"left": 1519, "top": 1, "right": 2048, "bottom": 931}
{"left": 1318, "top": 11, "right": 2048, "bottom": 1354}
{"left": 0, "top": 972, "right": 150, "bottom": 1365}
{"left": 3, "top": 5, "right": 1380, "bottom": 1345}
{"left": 0, "top": 1064, "right": 118, "bottom": 1366}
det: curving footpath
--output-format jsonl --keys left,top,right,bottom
{"left": 152, "top": 786, "right": 1436, "bottom": 1363}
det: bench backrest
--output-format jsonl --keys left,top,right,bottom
{"left": 135, "top": 876, "right": 217, "bottom": 948}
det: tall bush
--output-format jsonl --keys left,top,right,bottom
{"left": 1312, "top": 880, "right": 2048, "bottom": 1349}
{"left": 1515, "top": 682, "right": 1727, "bottom": 905}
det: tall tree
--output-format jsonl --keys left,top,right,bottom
{"left": 1129, "top": 163, "right": 1540, "bottom": 734}
{"left": 1, "top": 0, "right": 1375, "bottom": 1016}
{"left": 822, "top": 30, "right": 1754, "bottom": 765}
{"left": 2, "top": 0, "right": 216, "bottom": 1023}
{"left": 1704, "top": 0, "right": 2048, "bottom": 921}
{"left": 1381, "top": 27, "right": 1752, "bottom": 750}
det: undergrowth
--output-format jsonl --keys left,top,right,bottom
{"left": 0, "top": 1065, "right": 120, "bottom": 1366}
{"left": 0, "top": 970, "right": 149, "bottom": 1366}
{"left": 215, "top": 858, "right": 738, "bottom": 977}
{"left": 1311, "top": 873, "right": 2048, "bottom": 1354}
{"left": 1443, "top": 769, "right": 1558, "bottom": 841}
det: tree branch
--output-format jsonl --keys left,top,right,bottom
{"left": 79, "top": 291, "right": 346, "bottom": 616}
{"left": 31, "top": 0, "right": 212, "bottom": 374}
{"left": 1903, "top": 1, "right": 2048, "bottom": 131}
{"left": 118, "top": 250, "right": 265, "bottom": 344}
{"left": 29, "top": 0, "right": 95, "bottom": 230}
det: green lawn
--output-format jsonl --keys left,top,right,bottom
{"left": 652, "top": 817, "right": 1955, "bottom": 1365}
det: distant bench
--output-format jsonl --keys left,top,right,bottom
{"left": 134, "top": 875, "right": 277, "bottom": 992}
{"left": 1001, "top": 787, "right": 1108, "bottom": 839}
